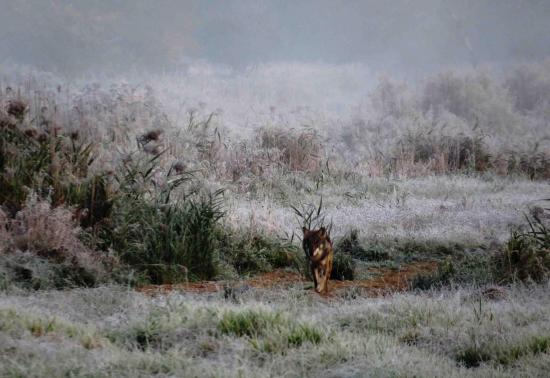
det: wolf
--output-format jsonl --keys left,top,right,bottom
{"left": 302, "top": 226, "right": 334, "bottom": 294}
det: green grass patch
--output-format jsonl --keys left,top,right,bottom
{"left": 331, "top": 251, "right": 355, "bottom": 280}
{"left": 287, "top": 324, "right": 323, "bottom": 346}
{"left": 493, "top": 212, "right": 550, "bottom": 284}
{"left": 104, "top": 305, "right": 216, "bottom": 352}
{"left": 218, "top": 309, "right": 323, "bottom": 353}
{"left": 217, "top": 231, "right": 300, "bottom": 276}
{"left": 0, "top": 307, "right": 100, "bottom": 347}
{"left": 336, "top": 229, "right": 389, "bottom": 261}
{"left": 218, "top": 309, "right": 286, "bottom": 338}
{"left": 411, "top": 253, "right": 494, "bottom": 289}
{"left": 457, "top": 335, "right": 550, "bottom": 368}
{"left": 339, "top": 232, "right": 472, "bottom": 263}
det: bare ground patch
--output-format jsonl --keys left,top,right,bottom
{"left": 137, "top": 261, "right": 438, "bottom": 297}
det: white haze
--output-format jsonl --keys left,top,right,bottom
{"left": 2, "top": 1, "right": 550, "bottom": 74}
{"left": 1, "top": 1, "right": 550, "bottom": 135}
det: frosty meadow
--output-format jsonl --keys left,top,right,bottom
{"left": 1, "top": 1, "right": 550, "bottom": 376}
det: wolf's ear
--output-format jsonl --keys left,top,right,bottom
{"left": 302, "top": 226, "right": 308, "bottom": 235}
{"left": 319, "top": 227, "right": 326, "bottom": 237}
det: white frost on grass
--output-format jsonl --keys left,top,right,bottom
{"left": 227, "top": 175, "right": 549, "bottom": 244}
{"left": 1, "top": 283, "right": 549, "bottom": 377}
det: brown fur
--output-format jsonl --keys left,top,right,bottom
{"left": 302, "top": 226, "right": 334, "bottom": 294}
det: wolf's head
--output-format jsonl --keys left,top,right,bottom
{"left": 302, "top": 226, "right": 330, "bottom": 261}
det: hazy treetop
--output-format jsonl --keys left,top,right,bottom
{"left": 1, "top": 0, "right": 549, "bottom": 75}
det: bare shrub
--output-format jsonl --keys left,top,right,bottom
{"left": 421, "top": 70, "right": 517, "bottom": 133}
{"left": 7, "top": 194, "right": 105, "bottom": 284}
{"left": 493, "top": 209, "right": 550, "bottom": 284}
{"left": 506, "top": 150, "right": 550, "bottom": 180}
{"left": 395, "top": 130, "right": 491, "bottom": 174}
{"left": 164, "top": 110, "right": 227, "bottom": 177}
{"left": 257, "top": 127, "right": 324, "bottom": 173}
{"left": 6, "top": 99, "right": 28, "bottom": 120}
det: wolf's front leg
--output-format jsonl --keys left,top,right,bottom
{"left": 320, "top": 270, "right": 329, "bottom": 294}
{"left": 314, "top": 267, "right": 324, "bottom": 293}
{"left": 311, "top": 266, "right": 318, "bottom": 291}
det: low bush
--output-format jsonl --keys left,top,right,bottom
{"left": 0, "top": 100, "right": 107, "bottom": 217}
{"left": 413, "top": 206, "right": 550, "bottom": 289}
{"left": 330, "top": 252, "right": 355, "bottom": 281}
{"left": 106, "top": 191, "right": 225, "bottom": 283}
{"left": 0, "top": 251, "right": 100, "bottom": 290}
{"left": 218, "top": 231, "right": 299, "bottom": 276}
{"left": 0, "top": 196, "right": 108, "bottom": 289}
{"left": 257, "top": 127, "right": 325, "bottom": 173}
{"left": 97, "top": 147, "right": 225, "bottom": 283}
{"left": 456, "top": 335, "right": 550, "bottom": 368}
{"left": 336, "top": 229, "right": 389, "bottom": 261}
{"left": 0, "top": 96, "right": 232, "bottom": 287}
{"left": 350, "top": 236, "right": 468, "bottom": 263}
{"left": 493, "top": 209, "right": 550, "bottom": 284}
{"left": 393, "top": 238, "right": 468, "bottom": 259}
{"left": 504, "top": 150, "right": 550, "bottom": 180}
{"left": 411, "top": 253, "right": 493, "bottom": 290}
{"left": 396, "top": 130, "right": 491, "bottom": 174}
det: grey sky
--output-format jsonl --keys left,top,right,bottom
{"left": 1, "top": 0, "right": 549, "bottom": 75}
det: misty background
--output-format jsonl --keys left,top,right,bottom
{"left": 1, "top": 0, "right": 549, "bottom": 147}
{"left": 1, "top": 0, "right": 549, "bottom": 76}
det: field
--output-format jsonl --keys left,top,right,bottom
{"left": 2, "top": 283, "right": 550, "bottom": 377}
{"left": 1, "top": 62, "right": 550, "bottom": 377}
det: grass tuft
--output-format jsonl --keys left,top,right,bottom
{"left": 493, "top": 212, "right": 550, "bottom": 284}
{"left": 218, "top": 309, "right": 324, "bottom": 353}
{"left": 287, "top": 324, "right": 323, "bottom": 346}
{"left": 457, "top": 335, "right": 550, "bottom": 368}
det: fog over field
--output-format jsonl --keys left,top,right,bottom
{"left": 2, "top": 1, "right": 550, "bottom": 132}
{"left": 2, "top": 0, "right": 550, "bottom": 73}
{"left": 1, "top": 1, "right": 550, "bottom": 377}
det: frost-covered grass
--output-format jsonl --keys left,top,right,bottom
{"left": 1, "top": 283, "right": 549, "bottom": 377}
{"left": 227, "top": 174, "right": 549, "bottom": 244}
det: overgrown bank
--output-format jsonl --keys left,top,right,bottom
{"left": 0, "top": 98, "right": 303, "bottom": 288}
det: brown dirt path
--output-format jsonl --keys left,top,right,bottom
{"left": 137, "top": 261, "right": 438, "bottom": 297}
